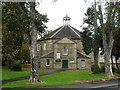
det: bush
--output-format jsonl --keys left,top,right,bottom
{"left": 91, "top": 64, "right": 101, "bottom": 74}
{"left": 10, "top": 60, "right": 22, "bottom": 71}
{"left": 115, "top": 68, "right": 120, "bottom": 74}
{"left": 112, "top": 66, "right": 116, "bottom": 73}
{"left": 100, "top": 66, "right": 116, "bottom": 73}
{"left": 101, "top": 65, "right": 105, "bottom": 73}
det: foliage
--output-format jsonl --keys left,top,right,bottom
{"left": 20, "top": 42, "right": 30, "bottom": 63}
{"left": 10, "top": 60, "right": 22, "bottom": 71}
{"left": 81, "top": 7, "right": 94, "bottom": 55}
{"left": 115, "top": 67, "right": 120, "bottom": 74}
{"left": 112, "top": 66, "right": 116, "bottom": 73}
{"left": 91, "top": 64, "right": 101, "bottom": 74}
{"left": 97, "top": 1, "right": 119, "bottom": 77}
{"left": 101, "top": 65, "right": 105, "bottom": 73}
{"left": 81, "top": 6, "right": 103, "bottom": 57}
{"left": 112, "top": 29, "right": 120, "bottom": 67}
{"left": 2, "top": 2, "right": 48, "bottom": 66}
{"left": 80, "top": 29, "right": 93, "bottom": 55}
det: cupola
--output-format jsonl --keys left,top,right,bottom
{"left": 63, "top": 14, "right": 70, "bottom": 25}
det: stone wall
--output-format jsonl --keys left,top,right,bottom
{"left": 38, "top": 37, "right": 91, "bottom": 71}
{"left": 77, "top": 58, "right": 91, "bottom": 71}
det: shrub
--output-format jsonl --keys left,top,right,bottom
{"left": 91, "top": 64, "right": 101, "bottom": 74}
{"left": 101, "top": 65, "right": 105, "bottom": 73}
{"left": 100, "top": 66, "right": 116, "bottom": 73}
{"left": 115, "top": 68, "right": 120, "bottom": 74}
{"left": 10, "top": 60, "right": 22, "bottom": 71}
{"left": 112, "top": 66, "right": 116, "bottom": 73}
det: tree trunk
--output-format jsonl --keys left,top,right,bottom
{"left": 105, "top": 48, "right": 113, "bottom": 78}
{"left": 29, "top": 2, "right": 40, "bottom": 83}
{"left": 93, "top": 0, "right": 99, "bottom": 65}
{"left": 111, "top": 55, "right": 114, "bottom": 67}
{"left": 98, "top": 5, "right": 113, "bottom": 78}
{"left": 93, "top": 44, "right": 99, "bottom": 65}
{"left": 115, "top": 56, "right": 119, "bottom": 69}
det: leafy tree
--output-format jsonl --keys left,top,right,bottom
{"left": 20, "top": 42, "right": 30, "bottom": 63}
{"left": 97, "top": 1, "right": 119, "bottom": 78}
{"left": 18, "top": 2, "right": 48, "bottom": 82}
{"left": 112, "top": 30, "right": 120, "bottom": 68}
{"left": 112, "top": 1, "right": 120, "bottom": 69}
{"left": 81, "top": 6, "right": 103, "bottom": 65}
{"left": 80, "top": 28, "right": 93, "bottom": 55}
{"left": 2, "top": 2, "right": 48, "bottom": 82}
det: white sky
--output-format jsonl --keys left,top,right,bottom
{"left": 36, "top": 0, "right": 92, "bottom": 31}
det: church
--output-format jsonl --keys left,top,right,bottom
{"left": 37, "top": 15, "right": 92, "bottom": 71}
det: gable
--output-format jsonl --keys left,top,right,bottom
{"left": 55, "top": 37, "right": 76, "bottom": 44}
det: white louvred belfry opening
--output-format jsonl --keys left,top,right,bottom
{"left": 63, "top": 14, "right": 70, "bottom": 25}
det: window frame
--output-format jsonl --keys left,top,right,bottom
{"left": 37, "top": 44, "right": 41, "bottom": 51}
{"left": 46, "top": 59, "right": 50, "bottom": 66}
{"left": 81, "top": 60, "right": 86, "bottom": 67}
{"left": 57, "top": 53, "right": 61, "bottom": 59}
{"left": 43, "top": 42, "right": 47, "bottom": 50}
{"left": 63, "top": 45, "right": 68, "bottom": 55}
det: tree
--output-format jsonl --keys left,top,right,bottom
{"left": 20, "top": 42, "right": 30, "bottom": 63}
{"left": 2, "top": 3, "right": 25, "bottom": 66}
{"left": 112, "top": 1, "right": 120, "bottom": 69}
{"left": 81, "top": 6, "right": 103, "bottom": 65}
{"left": 19, "top": 2, "right": 48, "bottom": 82}
{"left": 2, "top": 2, "right": 48, "bottom": 82}
{"left": 112, "top": 30, "right": 120, "bottom": 68}
{"left": 97, "top": 1, "right": 119, "bottom": 78}
{"left": 80, "top": 28, "right": 93, "bottom": 55}
{"left": 28, "top": 2, "right": 40, "bottom": 82}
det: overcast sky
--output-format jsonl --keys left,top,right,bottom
{"left": 36, "top": 0, "right": 92, "bottom": 31}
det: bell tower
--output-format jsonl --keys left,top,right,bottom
{"left": 63, "top": 14, "right": 70, "bottom": 25}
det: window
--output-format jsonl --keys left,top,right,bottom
{"left": 37, "top": 44, "right": 41, "bottom": 51}
{"left": 43, "top": 42, "right": 46, "bottom": 50}
{"left": 63, "top": 45, "right": 68, "bottom": 55}
{"left": 81, "top": 60, "right": 86, "bottom": 67}
{"left": 57, "top": 53, "right": 60, "bottom": 59}
{"left": 46, "top": 59, "right": 50, "bottom": 66}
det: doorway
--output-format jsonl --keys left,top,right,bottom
{"left": 62, "top": 60, "right": 68, "bottom": 69}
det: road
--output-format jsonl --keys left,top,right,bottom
{"left": 41, "top": 79, "right": 120, "bottom": 89}
{"left": 2, "top": 79, "right": 120, "bottom": 90}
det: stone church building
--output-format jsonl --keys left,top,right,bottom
{"left": 37, "top": 15, "right": 91, "bottom": 71}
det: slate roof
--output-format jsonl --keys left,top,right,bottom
{"left": 47, "top": 25, "right": 81, "bottom": 40}
{"left": 77, "top": 51, "right": 90, "bottom": 59}
{"left": 50, "top": 25, "right": 80, "bottom": 39}
{"left": 41, "top": 52, "right": 54, "bottom": 58}
{"left": 41, "top": 51, "right": 90, "bottom": 59}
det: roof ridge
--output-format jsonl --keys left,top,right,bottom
{"left": 41, "top": 51, "right": 53, "bottom": 58}
{"left": 68, "top": 25, "right": 81, "bottom": 38}
{"left": 50, "top": 26, "right": 64, "bottom": 38}
{"left": 77, "top": 51, "right": 90, "bottom": 58}
{"left": 70, "top": 25, "right": 81, "bottom": 33}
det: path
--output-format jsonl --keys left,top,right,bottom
{"left": 2, "top": 69, "right": 66, "bottom": 84}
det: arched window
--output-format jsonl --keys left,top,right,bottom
{"left": 63, "top": 45, "right": 68, "bottom": 55}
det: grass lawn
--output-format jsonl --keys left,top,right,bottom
{"left": 2, "top": 66, "right": 48, "bottom": 80}
{"left": 2, "top": 71, "right": 108, "bottom": 88}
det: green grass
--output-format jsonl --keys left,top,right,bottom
{"left": 2, "top": 66, "right": 48, "bottom": 80}
{"left": 2, "top": 71, "right": 107, "bottom": 88}
{"left": 115, "top": 74, "right": 120, "bottom": 77}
